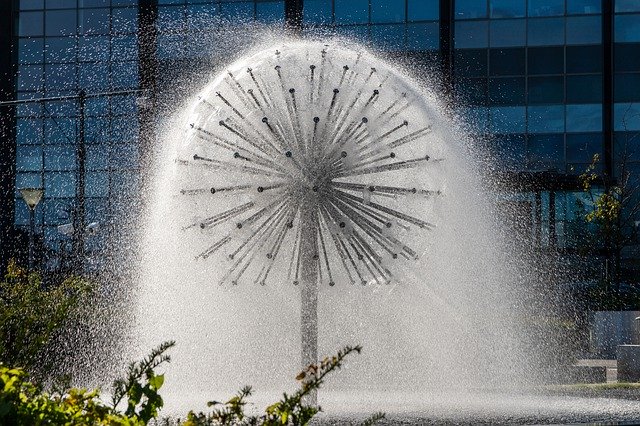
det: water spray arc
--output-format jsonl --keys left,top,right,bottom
{"left": 178, "top": 42, "right": 444, "bottom": 386}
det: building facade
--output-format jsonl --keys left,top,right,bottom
{"left": 0, "top": 0, "right": 639, "bottom": 276}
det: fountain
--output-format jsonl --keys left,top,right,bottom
{"left": 134, "top": 39, "right": 640, "bottom": 423}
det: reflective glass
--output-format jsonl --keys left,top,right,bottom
{"left": 408, "top": 0, "right": 438, "bottom": 21}
{"left": 79, "top": 36, "right": 110, "bottom": 62}
{"left": 45, "top": 37, "right": 76, "bottom": 63}
{"left": 370, "top": 25, "right": 405, "bottom": 51}
{"left": 615, "top": 15, "right": 640, "bottom": 42}
{"left": 45, "top": 172, "right": 76, "bottom": 198}
{"left": 333, "top": 25, "right": 370, "bottom": 43}
{"left": 335, "top": 0, "right": 368, "bottom": 24}
{"left": 47, "top": 0, "right": 77, "bottom": 8}
{"left": 489, "top": 48, "right": 525, "bottom": 75}
{"left": 455, "top": 0, "right": 488, "bottom": 19}
{"left": 528, "top": 46, "right": 564, "bottom": 74}
{"left": 492, "top": 134, "right": 526, "bottom": 168}
{"left": 528, "top": 105, "right": 565, "bottom": 133}
{"left": 528, "top": 134, "right": 564, "bottom": 170}
{"left": 528, "top": 17, "right": 565, "bottom": 46}
{"left": 19, "top": 11, "right": 44, "bottom": 37}
{"left": 566, "top": 104, "right": 602, "bottom": 132}
{"left": 566, "top": 16, "right": 601, "bottom": 44}
{"left": 111, "top": 62, "right": 139, "bottom": 89}
{"left": 188, "top": 4, "right": 219, "bottom": 31}
{"left": 43, "top": 198, "right": 73, "bottom": 226}
{"left": 157, "top": 34, "right": 184, "bottom": 59}
{"left": 461, "top": 106, "right": 489, "bottom": 131}
{"left": 567, "top": 0, "right": 600, "bottom": 14}
{"left": 16, "top": 146, "right": 43, "bottom": 172}
{"left": 86, "top": 98, "right": 109, "bottom": 117}
{"left": 528, "top": 76, "right": 564, "bottom": 104}
{"left": 111, "top": 35, "right": 138, "bottom": 61}
{"left": 455, "top": 78, "right": 487, "bottom": 105}
{"left": 45, "top": 63, "right": 77, "bottom": 91}
{"left": 566, "top": 45, "right": 602, "bottom": 73}
{"left": 20, "top": 0, "right": 44, "bottom": 10}
{"left": 566, "top": 133, "right": 602, "bottom": 163}
{"left": 111, "top": 116, "right": 138, "bottom": 141}
{"left": 256, "top": 1, "right": 284, "bottom": 23}
{"left": 17, "top": 65, "right": 44, "bottom": 91}
{"left": 616, "top": 0, "right": 640, "bottom": 13}
{"left": 490, "top": 106, "right": 526, "bottom": 133}
{"left": 80, "top": 0, "right": 114, "bottom": 6}
{"left": 490, "top": 0, "right": 525, "bottom": 18}
{"left": 615, "top": 73, "right": 640, "bottom": 102}
{"left": 614, "top": 132, "right": 640, "bottom": 162}
{"left": 86, "top": 117, "right": 110, "bottom": 143}
{"left": 86, "top": 172, "right": 109, "bottom": 197}
{"left": 488, "top": 77, "right": 525, "bottom": 105}
{"left": 79, "top": 62, "right": 110, "bottom": 91}
{"left": 615, "top": 43, "right": 640, "bottom": 72}
{"left": 454, "top": 21, "right": 489, "bottom": 48}
{"left": 45, "top": 119, "right": 76, "bottom": 145}
{"left": 304, "top": 0, "right": 332, "bottom": 24}
{"left": 79, "top": 8, "right": 110, "bottom": 35}
{"left": 158, "top": 5, "right": 186, "bottom": 32}
{"left": 87, "top": 145, "right": 109, "bottom": 171}
{"left": 19, "top": 38, "right": 45, "bottom": 64}
{"left": 528, "top": 0, "right": 565, "bottom": 17}
{"left": 371, "top": 0, "right": 405, "bottom": 24}
{"left": 111, "top": 95, "right": 137, "bottom": 115}
{"left": 110, "top": 144, "right": 139, "bottom": 169}
{"left": 16, "top": 119, "right": 43, "bottom": 145}
{"left": 566, "top": 75, "right": 602, "bottom": 103}
{"left": 407, "top": 22, "right": 439, "bottom": 50}
{"left": 113, "top": 7, "right": 138, "bottom": 34}
{"left": 45, "top": 9, "right": 77, "bottom": 36}
{"left": 454, "top": 49, "right": 488, "bottom": 77}
{"left": 44, "top": 145, "right": 76, "bottom": 171}
{"left": 490, "top": 19, "right": 525, "bottom": 47}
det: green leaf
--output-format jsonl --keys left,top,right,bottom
{"left": 148, "top": 374, "right": 164, "bottom": 391}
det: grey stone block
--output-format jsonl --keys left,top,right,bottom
{"left": 617, "top": 345, "right": 640, "bottom": 382}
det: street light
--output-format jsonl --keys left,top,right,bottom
{"left": 19, "top": 187, "right": 44, "bottom": 272}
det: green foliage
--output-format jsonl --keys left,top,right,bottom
{"left": 0, "top": 260, "right": 92, "bottom": 375}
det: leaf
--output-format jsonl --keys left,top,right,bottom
{"left": 295, "top": 371, "right": 306, "bottom": 381}
{"left": 148, "top": 374, "right": 164, "bottom": 391}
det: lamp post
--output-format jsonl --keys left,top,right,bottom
{"left": 19, "top": 187, "right": 44, "bottom": 273}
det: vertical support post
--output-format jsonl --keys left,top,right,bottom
{"left": 549, "top": 191, "right": 557, "bottom": 248}
{"left": 285, "top": 0, "right": 303, "bottom": 36}
{"left": 299, "top": 199, "right": 318, "bottom": 405}
{"left": 439, "top": 0, "right": 454, "bottom": 97}
{"left": 28, "top": 207, "right": 35, "bottom": 273}
{"left": 534, "top": 191, "right": 542, "bottom": 247}
{"left": 73, "top": 90, "right": 87, "bottom": 273}
{"left": 602, "top": 0, "right": 613, "bottom": 185}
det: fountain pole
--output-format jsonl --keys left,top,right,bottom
{"left": 299, "top": 197, "right": 318, "bottom": 404}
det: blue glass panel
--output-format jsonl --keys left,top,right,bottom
{"left": 616, "top": 0, "right": 640, "bottom": 13}
{"left": 86, "top": 172, "right": 109, "bottom": 197}
{"left": 335, "top": 0, "right": 368, "bottom": 24}
{"left": 528, "top": 0, "right": 565, "bottom": 17}
{"left": 45, "top": 9, "right": 77, "bottom": 36}
{"left": 454, "top": 49, "right": 488, "bottom": 77}
{"left": 79, "top": 62, "right": 110, "bottom": 91}
{"left": 85, "top": 98, "right": 109, "bottom": 117}
{"left": 43, "top": 199, "right": 73, "bottom": 226}
{"left": 80, "top": 0, "right": 114, "bottom": 6}
{"left": 489, "top": 106, "right": 526, "bottom": 133}
{"left": 79, "top": 35, "right": 110, "bottom": 62}
{"left": 488, "top": 77, "right": 525, "bottom": 105}
{"left": 304, "top": 0, "right": 332, "bottom": 24}
{"left": 490, "top": 19, "right": 525, "bottom": 47}
{"left": 18, "top": 65, "right": 44, "bottom": 91}
{"left": 371, "top": 0, "right": 405, "bottom": 24}
{"left": 16, "top": 146, "right": 43, "bottom": 172}
{"left": 113, "top": 7, "right": 138, "bottom": 34}
{"left": 408, "top": 0, "right": 438, "bottom": 21}
{"left": 16, "top": 119, "right": 43, "bottom": 145}
{"left": 15, "top": 173, "right": 43, "bottom": 196}
{"left": 20, "top": 0, "right": 44, "bottom": 10}
{"left": 406, "top": 22, "right": 439, "bottom": 50}
{"left": 111, "top": 116, "right": 138, "bottom": 140}
{"left": 616, "top": 44, "right": 640, "bottom": 72}
{"left": 455, "top": 0, "right": 488, "bottom": 19}
{"left": 566, "top": 133, "right": 602, "bottom": 163}
{"left": 454, "top": 20, "right": 489, "bottom": 48}
{"left": 19, "top": 38, "right": 44, "bottom": 64}
{"left": 527, "top": 76, "right": 564, "bottom": 104}
{"left": 528, "top": 134, "right": 564, "bottom": 171}
{"left": 158, "top": 5, "right": 186, "bottom": 32}
{"left": 370, "top": 24, "right": 405, "bottom": 51}
{"left": 528, "top": 105, "right": 565, "bottom": 133}
{"left": 256, "top": 1, "right": 284, "bottom": 23}
{"left": 220, "top": 1, "right": 254, "bottom": 22}
{"left": 615, "top": 73, "right": 640, "bottom": 102}
{"left": 44, "top": 119, "right": 76, "bottom": 144}
{"left": 45, "top": 63, "right": 76, "bottom": 91}
{"left": 567, "top": 0, "right": 600, "bottom": 14}
{"left": 111, "top": 95, "right": 137, "bottom": 115}
{"left": 455, "top": 78, "right": 487, "bottom": 105}
{"left": 45, "top": 37, "right": 76, "bottom": 63}
{"left": 47, "top": 0, "right": 77, "bottom": 8}
{"left": 44, "top": 145, "right": 76, "bottom": 171}
{"left": 19, "top": 11, "right": 44, "bottom": 37}
{"left": 87, "top": 145, "right": 108, "bottom": 170}
{"left": 45, "top": 172, "right": 76, "bottom": 198}
{"left": 566, "top": 16, "right": 601, "bottom": 44}
{"left": 489, "top": 48, "right": 525, "bottom": 75}
{"left": 86, "top": 117, "right": 110, "bottom": 142}
{"left": 158, "top": 0, "right": 184, "bottom": 4}
{"left": 79, "top": 8, "right": 110, "bottom": 35}
{"left": 566, "top": 45, "right": 602, "bottom": 72}
{"left": 615, "top": 103, "right": 640, "bottom": 131}
{"left": 111, "top": 62, "right": 139, "bottom": 89}
{"left": 528, "top": 46, "right": 564, "bottom": 74}
{"left": 614, "top": 132, "right": 640, "bottom": 162}
{"left": 566, "top": 104, "right": 602, "bottom": 132}
{"left": 110, "top": 144, "right": 139, "bottom": 169}
{"left": 567, "top": 74, "right": 602, "bottom": 103}
{"left": 188, "top": 4, "right": 219, "bottom": 30}
{"left": 461, "top": 106, "right": 489, "bottom": 131}
{"left": 334, "top": 25, "right": 369, "bottom": 43}
{"left": 528, "top": 17, "right": 565, "bottom": 46}
{"left": 111, "top": 35, "right": 138, "bottom": 61}
{"left": 492, "top": 134, "right": 526, "bottom": 168}
{"left": 490, "top": 0, "right": 525, "bottom": 18}
{"left": 615, "top": 14, "right": 640, "bottom": 42}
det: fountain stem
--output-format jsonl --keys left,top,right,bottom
{"left": 300, "top": 199, "right": 318, "bottom": 405}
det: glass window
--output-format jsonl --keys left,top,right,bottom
{"left": 79, "top": 62, "right": 110, "bottom": 91}
{"left": 111, "top": 95, "right": 137, "bottom": 115}
{"left": 528, "top": 0, "right": 565, "bottom": 17}
{"left": 616, "top": 0, "right": 640, "bottom": 13}
{"left": 45, "top": 172, "right": 76, "bottom": 198}
{"left": 113, "top": 7, "right": 138, "bottom": 34}
{"left": 47, "top": 0, "right": 76, "bottom": 8}
{"left": 19, "top": 38, "right": 44, "bottom": 64}
{"left": 528, "top": 46, "right": 564, "bottom": 74}
{"left": 528, "top": 76, "right": 564, "bottom": 104}
{"left": 566, "top": 45, "right": 602, "bottom": 73}
{"left": 567, "top": 0, "right": 600, "bottom": 14}
{"left": 455, "top": 20, "right": 489, "bottom": 48}
{"left": 188, "top": 4, "right": 219, "bottom": 31}
{"left": 19, "top": 11, "right": 44, "bottom": 37}
{"left": 406, "top": 23, "right": 439, "bottom": 50}
{"left": 488, "top": 77, "right": 525, "bottom": 105}
{"left": 528, "top": 17, "right": 565, "bottom": 46}
{"left": 45, "top": 9, "right": 77, "bottom": 36}
{"left": 256, "top": 1, "right": 284, "bottom": 23}
{"left": 157, "top": 33, "right": 184, "bottom": 59}
{"left": 20, "top": 0, "right": 44, "bottom": 10}
{"left": 490, "top": 106, "right": 526, "bottom": 133}
{"left": 455, "top": 0, "right": 488, "bottom": 19}
{"left": 335, "top": 0, "right": 368, "bottom": 24}
{"left": 45, "top": 63, "right": 77, "bottom": 91}
{"left": 334, "top": 24, "right": 370, "bottom": 43}
{"left": 111, "top": 35, "right": 138, "bottom": 61}
{"left": 45, "top": 37, "right": 76, "bottom": 63}
{"left": 370, "top": 24, "right": 405, "bottom": 51}
{"left": 566, "top": 16, "right": 601, "bottom": 44}
{"left": 490, "top": 19, "right": 525, "bottom": 47}
{"left": 86, "top": 117, "right": 110, "bottom": 143}
{"left": 16, "top": 146, "right": 43, "bottom": 172}
{"left": 79, "top": 35, "right": 110, "bottom": 62}
{"left": 45, "top": 145, "right": 76, "bottom": 171}
{"left": 16, "top": 119, "right": 43, "bottom": 145}
{"left": 86, "top": 98, "right": 109, "bottom": 118}
{"left": 615, "top": 73, "right": 640, "bottom": 102}
{"left": 566, "top": 133, "right": 602, "bottom": 163}
{"left": 79, "top": 8, "right": 110, "bottom": 35}
{"left": 492, "top": 134, "right": 526, "bottom": 168}
{"left": 87, "top": 145, "right": 108, "bottom": 170}
{"left": 615, "top": 14, "right": 640, "bottom": 42}
{"left": 566, "top": 104, "right": 602, "bottom": 132}
{"left": 304, "top": 0, "right": 332, "bottom": 24}
{"left": 111, "top": 61, "right": 139, "bottom": 89}
{"left": 528, "top": 105, "right": 565, "bottom": 132}
{"left": 45, "top": 119, "right": 76, "bottom": 145}
{"left": 111, "top": 116, "right": 138, "bottom": 141}
{"left": 158, "top": 5, "right": 186, "bottom": 31}
{"left": 15, "top": 173, "right": 44, "bottom": 197}
{"left": 43, "top": 198, "right": 73, "bottom": 226}
{"left": 614, "top": 132, "right": 640, "bottom": 162}
{"left": 567, "top": 74, "right": 602, "bottom": 103}
{"left": 371, "top": 0, "right": 405, "bottom": 24}
{"left": 528, "top": 134, "right": 564, "bottom": 170}
{"left": 110, "top": 144, "right": 139, "bottom": 169}
{"left": 490, "top": 0, "right": 525, "bottom": 18}
{"left": 408, "top": 0, "right": 438, "bottom": 21}
{"left": 455, "top": 78, "right": 487, "bottom": 105}
{"left": 460, "top": 106, "right": 489, "bottom": 131}
{"left": 17, "top": 65, "right": 44, "bottom": 91}
{"left": 489, "top": 48, "right": 525, "bottom": 75}
{"left": 615, "top": 43, "right": 640, "bottom": 72}
{"left": 454, "top": 49, "right": 487, "bottom": 77}
{"left": 86, "top": 172, "right": 109, "bottom": 197}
